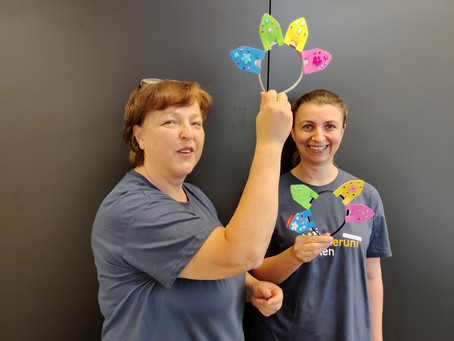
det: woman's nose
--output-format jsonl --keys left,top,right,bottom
{"left": 313, "top": 127, "right": 324, "bottom": 141}
{"left": 180, "top": 122, "right": 194, "bottom": 139}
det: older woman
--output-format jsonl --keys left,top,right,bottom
{"left": 91, "top": 79, "right": 293, "bottom": 340}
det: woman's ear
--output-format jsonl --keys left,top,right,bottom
{"left": 290, "top": 127, "right": 296, "bottom": 142}
{"left": 133, "top": 125, "right": 144, "bottom": 150}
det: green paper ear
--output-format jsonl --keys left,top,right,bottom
{"left": 259, "top": 13, "right": 284, "bottom": 51}
{"left": 290, "top": 184, "right": 319, "bottom": 210}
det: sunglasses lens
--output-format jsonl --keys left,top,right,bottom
{"left": 138, "top": 78, "right": 162, "bottom": 88}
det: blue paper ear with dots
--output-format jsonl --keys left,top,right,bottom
{"left": 230, "top": 46, "right": 266, "bottom": 74}
{"left": 287, "top": 210, "right": 315, "bottom": 234}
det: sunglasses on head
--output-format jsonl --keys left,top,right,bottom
{"left": 137, "top": 78, "right": 162, "bottom": 89}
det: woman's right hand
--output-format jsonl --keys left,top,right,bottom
{"left": 256, "top": 90, "right": 293, "bottom": 148}
{"left": 293, "top": 233, "right": 334, "bottom": 264}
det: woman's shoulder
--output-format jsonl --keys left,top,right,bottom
{"left": 183, "top": 182, "right": 213, "bottom": 205}
{"left": 100, "top": 171, "right": 169, "bottom": 212}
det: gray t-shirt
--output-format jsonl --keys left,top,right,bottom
{"left": 248, "top": 169, "right": 392, "bottom": 341}
{"left": 92, "top": 170, "right": 245, "bottom": 340}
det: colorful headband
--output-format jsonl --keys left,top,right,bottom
{"left": 287, "top": 181, "right": 374, "bottom": 236}
{"left": 230, "top": 14, "right": 332, "bottom": 93}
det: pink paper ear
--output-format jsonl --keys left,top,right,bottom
{"left": 345, "top": 204, "right": 375, "bottom": 222}
{"left": 301, "top": 49, "right": 332, "bottom": 74}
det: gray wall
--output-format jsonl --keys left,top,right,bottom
{"left": 1, "top": 0, "right": 452, "bottom": 340}
{"left": 271, "top": 2, "right": 454, "bottom": 341}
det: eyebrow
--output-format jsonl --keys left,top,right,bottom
{"left": 299, "top": 120, "right": 339, "bottom": 124}
{"left": 159, "top": 109, "right": 203, "bottom": 119}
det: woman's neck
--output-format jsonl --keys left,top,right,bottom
{"left": 291, "top": 162, "right": 339, "bottom": 186}
{"left": 135, "top": 164, "right": 188, "bottom": 202}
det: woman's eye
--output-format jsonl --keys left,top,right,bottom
{"left": 192, "top": 121, "right": 202, "bottom": 127}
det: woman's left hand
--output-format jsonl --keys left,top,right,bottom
{"left": 249, "top": 280, "right": 283, "bottom": 316}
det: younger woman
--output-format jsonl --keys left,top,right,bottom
{"left": 248, "top": 89, "right": 392, "bottom": 341}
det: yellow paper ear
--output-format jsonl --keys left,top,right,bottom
{"left": 333, "top": 180, "right": 365, "bottom": 205}
{"left": 284, "top": 17, "right": 308, "bottom": 52}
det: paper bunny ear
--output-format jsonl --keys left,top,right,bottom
{"left": 301, "top": 49, "right": 332, "bottom": 74}
{"left": 287, "top": 210, "right": 315, "bottom": 233}
{"left": 230, "top": 46, "right": 266, "bottom": 74}
{"left": 290, "top": 184, "right": 319, "bottom": 210}
{"left": 259, "top": 13, "right": 284, "bottom": 51}
{"left": 345, "top": 204, "right": 375, "bottom": 222}
{"left": 333, "top": 180, "right": 365, "bottom": 205}
{"left": 284, "top": 17, "right": 309, "bottom": 52}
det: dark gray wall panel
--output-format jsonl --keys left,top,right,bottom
{"left": 0, "top": 1, "right": 266, "bottom": 340}
{"left": 271, "top": 1, "right": 454, "bottom": 340}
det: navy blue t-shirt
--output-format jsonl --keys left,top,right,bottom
{"left": 248, "top": 170, "right": 392, "bottom": 341}
{"left": 92, "top": 170, "right": 245, "bottom": 340}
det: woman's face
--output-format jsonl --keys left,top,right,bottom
{"left": 291, "top": 103, "right": 345, "bottom": 167}
{"left": 133, "top": 101, "right": 205, "bottom": 181}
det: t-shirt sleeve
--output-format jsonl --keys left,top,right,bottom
{"left": 367, "top": 187, "right": 392, "bottom": 258}
{"left": 123, "top": 199, "right": 217, "bottom": 288}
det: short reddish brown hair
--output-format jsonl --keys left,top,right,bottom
{"left": 122, "top": 79, "right": 212, "bottom": 167}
